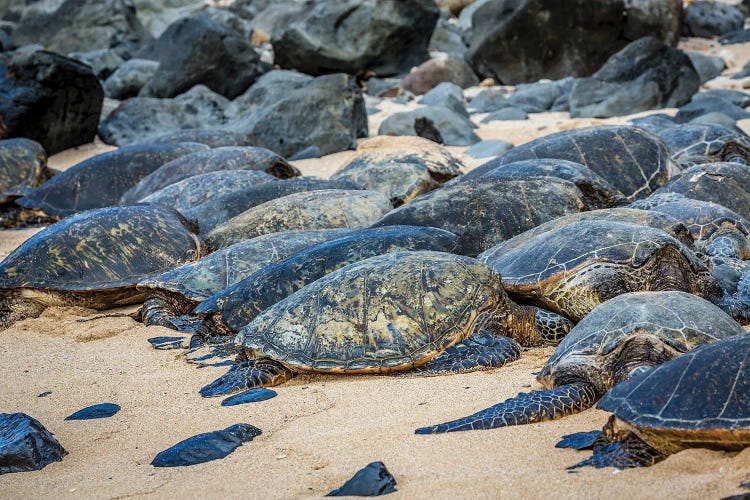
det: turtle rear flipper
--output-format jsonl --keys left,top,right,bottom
{"left": 414, "top": 382, "right": 598, "bottom": 434}
{"left": 200, "top": 359, "right": 294, "bottom": 397}
{"left": 414, "top": 332, "right": 521, "bottom": 375}
{"left": 568, "top": 433, "right": 663, "bottom": 469}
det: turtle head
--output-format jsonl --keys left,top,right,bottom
{"left": 499, "top": 298, "right": 574, "bottom": 347}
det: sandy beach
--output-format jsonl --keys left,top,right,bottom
{"left": 3, "top": 27, "right": 750, "bottom": 500}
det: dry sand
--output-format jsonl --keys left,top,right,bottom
{"left": 4, "top": 39, "right": 750, "bottom": 500}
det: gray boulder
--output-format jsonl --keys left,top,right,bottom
{"left": 684, "top": 1, "right": 745, "bottom": 38}
{"left": 103, "top": 58, "right": 159, "bottom": 99}
{"left": 464, "top": 139, "right": 514, "bottom": 159}
{"left": 508, "top": 80, "right": 570, "bottom": 113}
{"left": 429, "top": 16, "right": 468, "bottom": 59}
{"left": 227, "top": 0, "right": 309, "bottom": 38}
{"left": 378, "top": 106, "right": 479, "bottom": 146}
{"left": 138, "top": 13, "right": 266, "bottom": 99}
{"left": 481, "top": 107, "right": 528, "bottom": 122}
{"left": 674, "top": 94, "right": 750, "bottom": 124}
{"left": 272, "top": 0, "right": 439, "bottom": 76}
{"left": 467, "top": 88, "right": 509, "bottom": 113}
{"left": 418, "top": 82, "right": 468, "bottom": 117}
{"left": 67, "top": 49, "right": 125, "bottom": 80}
{"left": 685, "top": 51, "right": 726, "bottom": 84}
{"left": 623, "top": 0, "right": 683, "bottom": 46}
{"left": 569, "top": 37, "right": 700, "bottom": 118}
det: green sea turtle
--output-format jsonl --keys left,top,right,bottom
{"left": 148, "top": 129, "right": 251, "bottom": 148}
{"left": 373, "top": 176, "right": 586, "bottom": 256}
{"left": 204, "top": 189, "right": 393, "bottom": 250}
{"left": 570, "top": 333, "right": 750, "bottom": 468}
{"left": 181, "top": 178, "right": 361, "bottom": 236}
{"left": 653, "top": 162, "right": 750, "bottom": 221}
{"left": 137, "top": 170, "right": 275, "bottom": 211}
{"left": 0, "top": 205, "right": 201, "bottom": 329}
{"left": 200, "top": 251, "right": 573, "bottom": 396}
{"left": 6, "top": 142, "right": 208, "bottom": 225}
{"left": 120, "top": 146, "right": 299, "bottom": 204}
{"left": 138, "top": 229, "right": 354, "bottom": 329}
{"left": 656, "top": 123, "right": 750, "bottom": 167}
{"left": 192, "top": 226, "right": 464, "bottom": 338}
{"left": 0, "top": 138, "right": 51, "bottom": 205}
{"left": 461, "top": 125, "right": 678, "bottom": 201}
{"left": 415, "top": 291, "right": 745, "bottom": 434}
{"left": 454, "top": 159, "right": 627, "bottom": 210}
{"left": 478, "top": 220, "right": 722, "bottom": 322}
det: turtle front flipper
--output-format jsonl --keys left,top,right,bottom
{"left": 414, "top": 382, "right": 598, "bottom": 434}
{"left": 200, "top": 359, "right": 295, "bottom": 397}
{"left": 141, "top": 294, "right": 185, "bottom": 330}
{"left": 0, "top": 294, "right": 46, "bottom": 330}
{"left": 568, "top": 433, "right": 663, "bottom": 469}
{"left": 415, "top": 331, "right": 521, "bottom": 375}
{"left": 505, "top": 301, "right": 574, "bottom": 346}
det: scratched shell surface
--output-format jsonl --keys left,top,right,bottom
{"left": 0, "top": 138, "right": 47, "bottom": 196}
{"left": 236, "top": 251, "right": 503, "bottom": 371}
{"left": 0, "top": 205, "right": 200, "bottom": 290}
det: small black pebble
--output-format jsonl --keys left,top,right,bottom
{"left": 0, "top": 413, "right": 67, "bottom": 474}
{"left": 555, "top": 430, "right": 602, "bottom": 450}
{"left": 151, "top": 423, "right": 261, "bottom": 467}
{"left": 147, "top": 336, "right": 186, "bottom": 349}
{"left": 64, "top": 403, "right": 120, "bottom": 421}
{"left": 221, "top": 388, "right": 277, "bottom": 407}
{"left": 38, "top": 391, "right": 52, "bottom": 398}
{"left": 327, "top": 461, "right": 397, "bottom": 497}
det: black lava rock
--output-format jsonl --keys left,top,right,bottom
{"left": 64, "top": 403, "right": 120, "bottom": 420}
{"left": 327, "top": 461, "right": 398, "bottom": 497}
{"left": 151, "top": 423, "right": 261, "bottom": 467}
{"left": 0, "top": 413, "right": 67, "bottom": 474}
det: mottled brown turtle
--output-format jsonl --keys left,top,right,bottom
{"left": 120, "top": 146, "right": 299, "bottom": 204}
{"left": 200, "top": 251, "right": 574, "bottom": 396}
{"left": 416, "top": 291, "right": 744, "bottom": 434}
{"left": 204, "top": 189, "right": 392, "bottom": 250}
{"left": 656, "top": 123, "right": 750, "bottom": 167}
{"left": 0, "top": 205, "right": 201, "bottom": 329}
{"left": 373, "top": 176, "right": 586, "bottom": 256}
{"left": 354, "top": 135, "right": 464, "bottom": 182}
{"left": 137, "top": 229, "right": 353, "bottom": 329}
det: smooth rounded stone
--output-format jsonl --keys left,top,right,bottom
{"left": 120, "top": 147, "right": 296, "bottom": 204}
{"left": 417, "top": 82, "right": 468, "bottom": 117}
{"left": 400, "top": 58, "right": 478, "bottom": 95}
{"left": 570, "top": 37, "right": 700, "bottom": 119}
{"left": 138, "top": 170, "right": 275, "bottom": 210}
{"left": 182, "top": 178, "right": 362, "bottom": 236}
{"left": 467, "top": 87, "right": 509, "bottom": 113}
{"left": 138, "top": 12, "right": 266, "bottom": 99}
{"left": 685, "top": 51, "right": 726, "bottom": 84}
{"left": 226, "top": 69, "right": 313, "bottom": 115}
{"left": 15, "top": 142, "right": 208, "bottom": 219}
{"left": 227, "top": 73, "right": 367, "bottom": 157}
{"left": 151, "top": 423, "right": 261, "bottom": 467}
{"left": 373, "top": 176, "right": 586, "bottom": 256}
{"left": 288, "top": 145, "right": 322, "bottom": 161}
{"left": 675, "top": 95, "right": 750, "bottom": 124}
{"left": 148, "top": 129, "right": 249, "bottom": 148}
{"left": 272, "top": 0, "right": 439, "bottom": 77}
{"left": 481, "top": 107, "right": 528, "bottom": 122}
{"left": 720, "top": 28, "right": 750, "bottom": 45}
{"left": 68, "top": 49, "right": 125, "bottom": 80}
{"left": 463, "top": 139, "right": 514, "bottom": 159}
{"left": 98, "top": 85, "right": 230, "bottom": 146}
{"left": 629, "top": 113, "right": 676, "bottom": 135}
{"left": 103, "top": 58, "right": 159, "bottom": 100}
{"left": 205, "top": 189, "right": 392, "bottom": 250}
{"left": 193, "top": 225, "right": 464, "bottom": 336}
{"left": 655, "top": 163, "right": 750, "bottom": 220}
{"left": 623, "top": 0, "right": 683, "bottom": 46}
{"left": 38, "top": 391, "right": 52, "bottom": 398}
{"left": 147, "top": 336, "right": 187, "bottom": 349}
{"left": 0, "top": 205, "right": 201, "bottom": 329}
{"left": 464, "top": 125, "right": 674, "bottom": 201}
{"left": 656, "top": 124, "right": 750, "bottom": 166}
{"left": 12, "top": 0, "right": 153, "bottom": 56}
{"left": 429, "top": 17, "right": 469, "bottom": 60}
{"left": 733, "top": 60, "right": 750, "bottom": 80}
{"left": 684, "top": 1, "right": 745, "bottom": 38}
{"left": 327, "top": 462, "right": 397, "bottom": 497}
{"left": 378, "top": 106, "right": 480, "bottom": 146}
{"left": 698, "top": 90, "right": 750, "bottom": 109}
{"left": 64, "top": 403, "right": 120, "bottom": 420}
{"left": 0, "top": 50, "right": 103, "bottom": 155}
{"left": 0, "top": 413, "right": 67, "bottom": 474}
{"left": 690, "top": 112, "right": 740, "bottom": 130}
{"left": 220, "top": 388, "right": 276, "bottom": 407}
{"left": 508, "top": 80, "right": 569, "bottom": 113}
{"left": 0, "top": 139, "right": 49, "bottom": 202}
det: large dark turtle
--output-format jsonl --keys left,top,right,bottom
{"left": 0, "top": 205, "right": 201, "bottom": 329}
{"left": 656, "top": 123, "right": 750, "bottom": 167}
{"left": 181, "top": 178, "right": 361, "bottom": 236}
{"left": 137, "top": 170, "right": 275, "bottom": 211}
{"left": 204, "top": 189, "right": 392, "bottom": 250}
{"left": 120, "top": 146, "right": 299, "bottom": 204}
{"left": 653, "top": 162, "right": 750, "bottom": 221}
{"left": 570, "top": 333, "right": 750, "bottom": 469}
{"left": 137, "top": 229, "right": 354, "bottom": 329}
{"left": 202, "top": 251, "right": 574, "bottom": 395}
{"left": 373, "top": 176, "right": 586, "bottom": 256}
{"left": 478, "top": 220, "right": 722, "bottom": 322}
{"left": 461, "top": 125, "right": 677, "bottom": 201}
{"left": 8, "top": 142, "right": 208, "bottom": 224}
{"left": 0, "top": 138, "right": 50, "bottom": 205}
{"left": 148, "top": 128, "right": 250, "bottom": 148}
{"left": 415, "top": 291, "right": 745, "bottom": 434}
{"left": 330, "top": 152, "right": 438, "bottom": 207}
{"left": 192, "top": 226, "right": 464, "bottom": 338}
{"left": 453, "top": 159, "right": 627, "bottom": 210}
